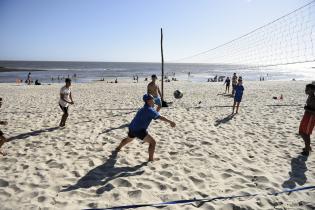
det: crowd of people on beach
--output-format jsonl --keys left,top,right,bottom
{"left": 1, "top": 73, "right": 314, "bottom": 162}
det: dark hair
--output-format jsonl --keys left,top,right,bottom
{"left": 65, "top": 78, "right": 71, "bottom": 83}
{"left": 306, "top": 84, "right": 315, "bottom": 90}
{"left": 151, "top": 74, "right": 157, "bottom": 79}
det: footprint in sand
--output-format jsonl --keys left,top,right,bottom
{"left": 159, "top": 171, "right": 173, "bottom": 178}
{"left": 0, "top": 179, "right": 9, "bottom": 187}
{"left": 128, "top": 190, "right": 142, "bottom": 199}
{"left": 136, "top": 183, "right": 152, "bottom": 190}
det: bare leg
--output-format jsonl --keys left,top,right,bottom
{"left": 300, "top": 133, "right": 311, "bottom": 153}
{"left": 116, "top": 137, "right": 134, "bottom": 151}
{"left": 232, "top": 101, "right": 236, "bottom": 114}
{"left": 143, "top": 134, "right": 156, "bottom": 161}
{"left": 59, "top": 113, "right": 68, "bottom": 127}
{"left": 0, "top": 135, "right": 7, "bottom": 156}
{"left": 236, "top": 102, "right": 240, "bottom": 114}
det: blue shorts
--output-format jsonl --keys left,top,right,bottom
{"left": 128, "top": 129, "right": 148, "bottom": 140}
{"left": 154, "top": 97, "right": 162, "bottom": 107}
{"left": 234, "top": 96, "right": 242, "bottom": 102}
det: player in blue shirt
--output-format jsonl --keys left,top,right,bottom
{"left": 232, "top": 77, "right": 244, "bottom": 114}
{"left": 115, "top": 94, "right": 176, "bottom": 161}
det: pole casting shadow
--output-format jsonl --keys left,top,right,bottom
{"left": 61, "top": 151, "right": 147, "bottom": 194}
{"left": 8, "top": 126, "right": 60, "bottom": 142}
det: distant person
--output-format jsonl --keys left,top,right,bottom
{"left": 115, "top": 94, "right": 176, "bottom": 161}
{"left": 27, "top": 72, "right": 31, "bottom": 85}
{"left": 232, "top": 77, "right": 244, "bottom": 114}
{"left": 147, "top": 74, "right": 162, "bottom": 112}
{"left": 224, "top": 77, "right": 231, "bottom": 93}
{"left": 59, "top": 78, "right": 74, "bottom": 127}
{"left": 231, "top": 73, "right": 237, "bottom": 96}
{"left": 0, "top": 98, "right": 8, "bottom": 156}
{"left": 299, "top": 82, "right": 315, "bottom": 156}
{"left": 35, "top": 80, "right": 41, "bottom": 85}
{"left": 136, "top": 75, "right": 139, "bottom": 83}
{"left": 115, "top": 78, "right": 118, "bottom": 83}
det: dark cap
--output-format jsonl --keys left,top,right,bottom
{"left": 65, "top": 78, "right": 71, "bottom": 83}
{"left": 151, "top": 74, "right": 157, "bottom": 79}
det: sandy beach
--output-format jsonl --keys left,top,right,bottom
{"left": 0, "top": 80, "right": 314, "bottom": 210}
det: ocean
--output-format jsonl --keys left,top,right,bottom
{"left": 0, "top": 61, "right": 314, "bottom": 83}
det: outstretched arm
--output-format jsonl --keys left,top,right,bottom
{"left": 159, "top": 116, "right": 176, "bottom": 127}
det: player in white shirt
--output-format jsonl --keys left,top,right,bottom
{"left": 59, "top": 78, "right": 74, "bottom": 127}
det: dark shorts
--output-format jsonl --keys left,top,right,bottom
{"left": 128, "top": 129, "right": 148, "bottom": 140}
{"left": 0, "top": 130, "right": 3, "bottom": 136}
{"left": 234, "top": 96, "right": 242, "bottom": 103}
{"left": 299, "top": 111, "right": 315, "bottom": 135}
{"left": 59, "top": 104, "right": 69, "bottom": 115}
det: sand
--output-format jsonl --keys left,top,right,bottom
{"left": 0, "top": 80, "right": 314, "bottom": 210}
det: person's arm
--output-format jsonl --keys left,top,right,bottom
{"left": 159, "top": 116, "right": 176, "bottom": 127}
{"left": 60, "top": 93, "right": 72, "bottom": 104}
{"left": 69, "top": 92, "right": 74, "bottom": 104}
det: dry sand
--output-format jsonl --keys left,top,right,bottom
{"left": 0, "top": 80, "right": 314, "bottom": 210}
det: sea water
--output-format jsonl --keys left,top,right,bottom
{"left": 0, "top": 61, "right": 314, "bottom": 83}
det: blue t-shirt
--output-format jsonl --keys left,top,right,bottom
{"left": 234, "top": 84, "right": 244, "bottom": 99}
{"left": 129, "top": 104, "right": 160, "bottom": 132}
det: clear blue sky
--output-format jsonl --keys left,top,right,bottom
{"left": 0, "top": 0, "right": 310, "bottom": 62}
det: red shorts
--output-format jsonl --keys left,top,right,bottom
{"left": 299, "top": 111, "right": 315, "bottom": 135}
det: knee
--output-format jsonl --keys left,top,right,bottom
{"left": 63, "top": 113, "right": 69, "bottom": 117}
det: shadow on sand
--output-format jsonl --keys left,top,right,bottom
{"left": 282, "top": 154, "right": 308, "bottom": 189}
{"left": 214, "top": 113, "right": 235, "bottom": 126}
{"left": 61, "top": 151, "right": 147, "bottom": 194}
{"left": 8, "top": 126, "right": 60, "bottom": 141}
{"left": 100, "top": 123, "right": 129, "bottom": 134}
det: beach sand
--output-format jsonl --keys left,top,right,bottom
{"left": 0, "top": 80, "right": 314, "bottom": 210}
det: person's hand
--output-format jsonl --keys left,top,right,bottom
{"left": 70, "top": 101, "right": 74, "bottom": 105}
{"left": 170, "top": 121, "right": 176, "bottom": 128}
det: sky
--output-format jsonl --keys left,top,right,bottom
{"left": 0, "top": 0, "right": 312, "bottom": 62}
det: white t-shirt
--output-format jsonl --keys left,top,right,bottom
{"left": 59, "top": 86, "right": 71, "bottom": 107}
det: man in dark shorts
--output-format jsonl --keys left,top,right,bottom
{"left": 59, "top": 78, "right": 74, "bottom": 127}
{"left": 0, "top": 98, "right": 8, "bottom": 156}
{"left": 299, "top": 82, "right": 315, "bottom": 156}
{"left": 115, "top": 94, "right": 176, "bottom": 161}
{"left": 224, "top": 77, "right": 231, "bottom": 93}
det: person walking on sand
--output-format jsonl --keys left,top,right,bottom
{"left": 115, "top": 94, "right": 176, "bottom": 161}
{"left": 224, "top": 77, "right": 231, "bottom": 93}
{"left": 59, "top": 78, "right": 74, "bottom": 127}
{"left": 231, "top": 73, "right": 237, "bottom": 96}
{"left": 147, "top": 74, "right": 162, "bottom": 112}
{"left": 299, "top": 82, "right": 315, "bottom": 156}
{"left": 232, "top": 77, "right": 244, "bottom": 114}
{"left": 0, "top": 98, "right": 8, "bottom": 156}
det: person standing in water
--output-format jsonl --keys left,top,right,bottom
{"left": 232, "top": 77, "right": 244, "bottom": 114}
{"left": 115, "top": 94, "right": 176, "bottom": 161}
{"left": 147, "top": 74, "right": 162, "bottom": 112}
{"left": 59, "top": 78, "right": 74, "bottom": 127}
